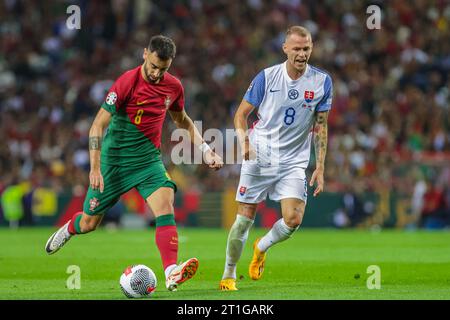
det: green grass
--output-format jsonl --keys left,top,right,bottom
{"left": 0, "top": 227, "right": 449, "bottom": 300}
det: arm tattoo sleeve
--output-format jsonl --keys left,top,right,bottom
{"left": 89, "top": 136, "right": 101, "bottom": 150}
{"left": 314, "top": 112, "right": 329, "bottom": 169}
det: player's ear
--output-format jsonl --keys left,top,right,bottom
{"left": 143, "top": 48, "right": 148, "bottom": 60}
{"left": 282, "top": 42, "right": 288, "bottom": 54}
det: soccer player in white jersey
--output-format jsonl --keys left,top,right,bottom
{"left": 219, "top": 26, "right": 332, "bottom": 290}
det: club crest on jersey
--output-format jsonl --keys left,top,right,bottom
{"left": 89, "top": 197, "right": 100, "bottom": 212}
{"left": 164, "top": 96, "right": 171, "bottom": 109}
{"left": 304, "top": 91, "right": 314, "bottom": 103}
{"left": 288, "top": 89, "right": 299, "bottom": 100}
{"left": 105, "top": 92, "right": 117, "bottom": 105}
{"left": 239, "top": 186, "right": 247, "bottom": 196}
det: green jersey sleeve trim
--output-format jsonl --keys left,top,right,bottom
{"left": 101, "top": 102, "right": 116, "bottom": 114}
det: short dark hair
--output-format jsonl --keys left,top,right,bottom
{"left": 148, "top": 35, "right": 176, "bottom": 60}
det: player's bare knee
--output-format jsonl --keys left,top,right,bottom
{"left": 284, "top": 216, "right": 301, "bottom": 229}
{"left": 146, "top": 189, "right": 175, "bottom": 215}
{"left": 237, "top": 202, "right": 257, "bottom": 220}
{"left": 287, "top": 205, "right": 305, "bottom": 227}
{"left": 154, "top": 203, "right": 174, "bottom": 216}
{"left": 283, "top": 211, "right": 303, "bottom": 228}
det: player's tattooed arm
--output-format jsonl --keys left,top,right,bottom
{"left": 310, "top": 111, "right": 329, "bottom": 197}
{"left": 89, "top": 137, "right": 101, "bottom": 150}
{"left": 88, "top": 108, "right": 112, "bottom": 193}
{"left": 314, "top": 111, "right": 329, "bottom": 170}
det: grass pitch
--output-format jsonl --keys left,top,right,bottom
{"left": 0, "top": 227, "right": 449, "bottom": 300}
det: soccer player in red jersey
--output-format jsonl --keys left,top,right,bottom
{"left": 45, "top": 35, "right": 223, "bottom": 291}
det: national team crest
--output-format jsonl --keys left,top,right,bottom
{"left": 304, "top": 91, "right": 314, "bottom": 103}
{"left": 239, "top": 186, "right": 247, "bottom": 196}
{"left": 89, "top": 197, "right": 100, "bottom": 212}
{"left": 164, "top": 96, "right": 171, "bottom": 109}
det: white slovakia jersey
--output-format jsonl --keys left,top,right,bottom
{"left": 243, "top": 61, "right": 333, "bottom": 171}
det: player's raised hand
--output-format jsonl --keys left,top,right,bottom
{"left": 89, "top": 169, "right": 104, "bottom": 193}
{"left": 204, "top": 150, "right": 224, "bottom": 170}
{"left": 309, "top": 167, "right": 324, "bottom": 197}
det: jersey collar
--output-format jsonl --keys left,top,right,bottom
{"left": 283, "top": 61, "right": 309, "bottom": 84}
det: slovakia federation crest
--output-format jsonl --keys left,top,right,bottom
{"left": 288, "top": 89, "right": 299, "bottom": 100}
{"left": 164, "top": 96, "right": 171, "bottom": 109}
{"left": 304, "top": 91, "right": 314, "bottom": 103}
{"left": 239, "top": 186, "right": 247, "bottom": 196}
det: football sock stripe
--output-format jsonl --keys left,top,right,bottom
{"left": 68, "top": 212, "right": 83, "bottom": 235}
{"left": 155, "top": 213, "right": 176, "bottom": 227}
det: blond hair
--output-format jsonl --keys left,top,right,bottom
{"left": 286, "top": 26, "right": 312, "bottom": 41}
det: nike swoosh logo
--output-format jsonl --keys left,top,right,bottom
{"left": 269, "top": 89, "right": 281, "bottom": 93}
{"left": 136, "top": 100, "right": 149, "bottom": 105}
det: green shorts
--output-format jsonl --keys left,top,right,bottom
{"left": 83, "top": 161, "right": 176, "bottom": 215}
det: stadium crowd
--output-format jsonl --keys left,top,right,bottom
{"left": 1, "top": 0, "right": 449, "bottom": 228}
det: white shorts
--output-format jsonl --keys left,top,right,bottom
{"left": 235, "top": 161, "right": 308, "bottom": 204}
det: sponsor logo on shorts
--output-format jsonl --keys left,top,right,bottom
{"left": 89, "top": 197, "right": 100, "bottom": 212}
{"left": 239, "top": 186, "right": 247, "bottom": 196}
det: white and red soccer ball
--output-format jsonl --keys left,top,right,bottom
{"left": 119, "top": 264, "right": 157, "bottom": 298}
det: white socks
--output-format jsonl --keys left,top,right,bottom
{"left": 222, "top": 216, "right": 298, "bottom": 279}
{"left": 222, "top": 214, "right": 254, "bottom": 279}
{"left": 257, "top": 218, "right": 298, "bottom": 253}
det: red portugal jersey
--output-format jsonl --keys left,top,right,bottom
{"left": 100, "top": 66, "right": 184, "bottom": 167}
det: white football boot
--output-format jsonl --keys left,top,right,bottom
{"left": 45, "top": 221, "right": 72, "bottom": 255}
{"left": 166, "top": 258, "right": 199, "bottom": 291}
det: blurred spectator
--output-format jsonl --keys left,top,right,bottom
{"left": 332, "top": 185, "right": 375, "bottom": 228}
{"left": 420, "top": 180, "right": 449, "bottom": 229}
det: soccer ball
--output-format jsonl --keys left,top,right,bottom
{"left": 119, "top": 264, "right": 157, "bottom": 298}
